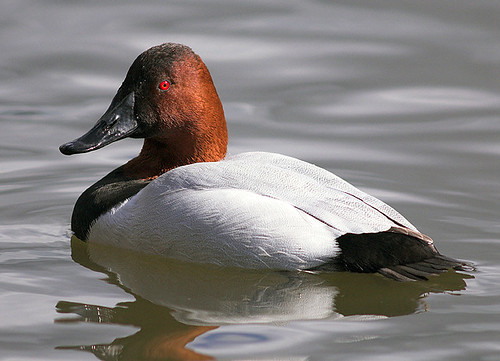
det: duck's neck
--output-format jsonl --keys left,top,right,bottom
{"left": 123, "top": 126, "right": 228, "bottom": 180}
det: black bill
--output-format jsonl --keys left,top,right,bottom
{"left": 60, "top": 92, "right": 137, "bottom": 155}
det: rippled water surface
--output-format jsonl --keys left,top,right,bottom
{"left": 1, "top": 0, "right": 500, "bottom": 360}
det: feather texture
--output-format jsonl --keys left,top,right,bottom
{"left": 89, "top": 152, "right": 420, "bottom": 270}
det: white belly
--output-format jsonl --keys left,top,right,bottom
{"left": 88, "top": 187, "right": 340, "bottom": 270}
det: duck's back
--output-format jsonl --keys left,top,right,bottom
{"left": 171, "top": 152, "right": 415, "bottom": 231}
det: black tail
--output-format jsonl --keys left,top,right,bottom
{"left": 313, "top": 229, "right": 474, "bottom": 281}
{"left": 377, "top": 254, "right": 474, "bottom": 281}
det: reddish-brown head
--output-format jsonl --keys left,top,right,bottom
{"left": 60, "top": 43, "right": 228, "bottom": 178}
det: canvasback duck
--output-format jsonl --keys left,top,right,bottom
{"left": 60, "top": 43, "right": 471, "bottom": 281}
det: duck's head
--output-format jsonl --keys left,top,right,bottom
{"left": 60, "top": 43, "right": 228, "bottom": 170}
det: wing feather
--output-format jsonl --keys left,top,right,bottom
{"left": 151, "top": 152, "right": 417, "bottom": 236}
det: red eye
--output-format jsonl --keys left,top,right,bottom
{"left": 159, "top": 80, "right": 170, "bottom": 91}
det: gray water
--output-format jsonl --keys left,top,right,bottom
{"left": 1, "top": 0, "right": 500, "bottom": 360}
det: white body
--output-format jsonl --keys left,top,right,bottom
{"left": 89, "top": 152, "right": 417, "bottom": 270}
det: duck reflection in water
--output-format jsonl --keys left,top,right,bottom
{"left": 55, "top": 237, "right": 471, "bottom": 361}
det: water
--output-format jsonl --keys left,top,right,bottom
{"left": 1, "top": 0, "right": 499, "bottom": 359}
